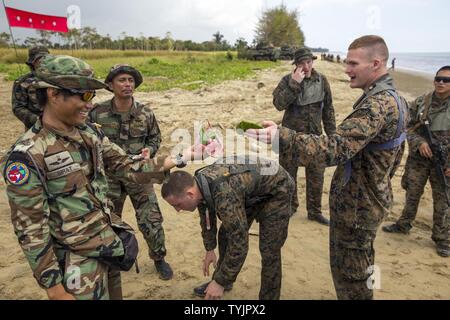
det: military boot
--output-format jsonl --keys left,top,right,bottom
{"left": 193, "top": 281, "right": 233, "bottom": 298}
{"left": 436, "top": 244, "right": 450, "bottom": 258}
{"left": 154, "top": 259, "right": 173, "bottom": 280}
{"left": 308, "top": 213, "right": 330, "bottom": 226}
{"left": 382, "top": 223, "right": 409, "bottom": 235}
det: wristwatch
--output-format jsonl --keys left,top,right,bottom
{"left": 173, "top": 152, "right": 187, "bottom": 168}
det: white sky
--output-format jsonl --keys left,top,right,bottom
{"left": 1, "top": 0, "right": 449, "bottom": 52}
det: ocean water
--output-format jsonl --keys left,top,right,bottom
{"left": 328, "top": 51, "right": 450, "bottom": 76}
{"left": 390, "top": 52, "right": 450, "bottom": 75}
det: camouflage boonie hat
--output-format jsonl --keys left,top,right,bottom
{"left": 292, "top": 47, "right": 317, "bottom": 64}
{"left": 26, "top": 46, "right": 49, "bottom": 66}
{"left": 33, "top": 55, "right": 107, "bottom": 91}
{"left": 105, "top": 64, "right": 143, "bottom": 89}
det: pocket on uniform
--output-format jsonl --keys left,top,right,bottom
{"left": 339, "top": 247, "right": 372, "bottom": 282}
{"left": 46, "top": 165, "right": 87, "bottom": 195}
{"left": 129, "top": 124, "right": 147, "bottom": 138}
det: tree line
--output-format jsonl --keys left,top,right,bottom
{"left": 0, "top": 4, "right": 307, "bottom": 51}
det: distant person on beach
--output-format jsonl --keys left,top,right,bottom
{"left": 246, "top": 35, "right": 409, "bottom": 300}
{"left": 391, "top": 57, "right": 396, "bottom": 71}
{"left": 11, "top": 46, "right": 49, "bottom": 130}
{"left": 89, "top": 64, "right": 174, "bottom": 284}
{"left": 272, "top": 47, "right": 336, "bottom": 226}
{"left": 383, "top": 65, "right": 450, "bottom": 258}
{"left": 161, "top": 157, "right": 295, "bottom": 300}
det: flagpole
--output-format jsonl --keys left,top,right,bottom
{"left": 2, "top": 0, "right": 20, "bottom": 59}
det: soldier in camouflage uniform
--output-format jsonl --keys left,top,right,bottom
{"left": 383, "top": 66, "right": 450, "bottom": 257}
{"left": 161, "top": 156, "right": 295, "bottom": 300}
{"left": 247, "top": 35, "right": 409, "bottom": 299}
{"left": 1, "top": 55, "right": 200, "bottom": 300}
{"left": 89, "top": 64, "right": 173, "bottom": 280}
{"left": 273, "top": 47, "right": 336, "bottom": 226}
{"left": 12, "top": 46, "right": 49, "bottom": 129}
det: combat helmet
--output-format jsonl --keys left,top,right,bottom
{"left": 26, "top": 46, "right": 49, "bottom": 67}
{"left": 104, "top": 64, "right": 143, "bottom": 89}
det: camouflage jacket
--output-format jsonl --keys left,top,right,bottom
{"left": 273, "top": 69, "right": 336, "bottom": 135}
{"left": 407, "top": 92, "right": 450, "bottom": 166}
{"left": 195, "top": 157, "right": 294, "bottom": 287}
{"left": 89, "top": 99, "right": 161, "bottom": 157}
{"left": 12, "top": 72, "right": 42, "bottom": 129}
{"left": 279, "top": 74, "right": 409, "bottom": 231}
{"left": 2, "top": 119, "right": 169, "bottom": 289}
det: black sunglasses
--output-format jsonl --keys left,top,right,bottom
{"left": 434, "top": 76, "right": 450, "bottom": 83}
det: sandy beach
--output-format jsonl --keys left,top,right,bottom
{"left": 0, "top": 60, "right": 448, "bottom": 300}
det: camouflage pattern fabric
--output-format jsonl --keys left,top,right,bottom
{"left": 90, "top": 99, "right": 166, "bottom": 260}
{"left": 2, "top": 119, "right": 169, "bottom": 299}
{"left": 26, "top": 46, "right": 49, "bottom": 66}
{"left": 396, "top": 93, "right": 450, "bottom": 246}
{"left": 196, "top": 157, "right": 295, "bottom": 300}
{"left": 90, "top": 99, "right": 161, "bottom": 156}
{"left": 273, "top": 69, "right": 336, "bottom": 214}
{"left": 12, "top": 73, "right": 42, "bottom": 129}
{"left": 279, "top": 74, "right": 409, "bottom": 299}
{"left": 32, "top": 55, "right": 106, "bottom": 91}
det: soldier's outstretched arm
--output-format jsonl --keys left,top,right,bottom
{"left": 102, "top": 135, "right": 205, "bottom": 184}
{"left": 4, "top": 154, "right": 63, "bottom": 290}
{"left": 248, "top": 98, "right": 386, "bottom": 167}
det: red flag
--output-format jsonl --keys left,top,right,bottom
{"left": 5, "top": 6, "right": 68, "bottom": 33}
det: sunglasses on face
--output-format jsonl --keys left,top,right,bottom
{"left": 434, "top": 76, "right": 450, "bottom": 84}
{"left": 60, "top": 89, "right": 96, "bottom": 102}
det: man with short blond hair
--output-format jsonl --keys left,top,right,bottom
{"left": 247, "top": 35, "right": 409, "bottom": 299}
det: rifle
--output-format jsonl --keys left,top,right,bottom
{"left": 422, "top": 117, "right": 450, "bottom": 206}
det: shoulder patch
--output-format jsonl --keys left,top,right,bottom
{"left": 6, "top": 161, "right": 30, "bottom": 185}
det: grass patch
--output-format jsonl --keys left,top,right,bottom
{"left": 0, "top": 49, "right": 279, "bottom": 91}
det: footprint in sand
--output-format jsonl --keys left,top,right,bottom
{"left": 400, "top": 248, "right": 411, "bottom": 255}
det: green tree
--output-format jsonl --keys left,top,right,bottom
{"left": 36, "top": 30, "right": 53, "bottom": 47}
{"left": 234, "top": 37, "right": 248, "bottom": 50}
{"left": 0, "top": 32, "right": 11, "bottom": 47}
{"left": 255, "top": 4, "right": 305, "bottom": 47}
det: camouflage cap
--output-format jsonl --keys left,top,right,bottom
{"left": 292, "top": 47, "right": 317, "bottom": 64}
{"left": 33, "top": 55, "right": 107, "bottom": 91}
{"left": 26, "top": 46, "right": 49, "bottom": 66}
{"left": 105, "top": 64, "right": 143, "bottom": 89}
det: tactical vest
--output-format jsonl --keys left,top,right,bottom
{"left": 416, "top": 93, "right": 450, "bottom": 132}
{"left": 194, "top": 156, "right": 270, "bottom": 230}
{"left": 343, "top": 81, "right": 408, "bottom": 185}
{"left": 296, "top": 73, "right": 325, "bottom": 107}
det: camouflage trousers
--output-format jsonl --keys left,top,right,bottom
{"left": 55, "top": 249, "right": 122, "bottom": 300}
{"left": 329, "top": 221, "right": 378, "bottom": 300}
{"left": 107, "top": 177, "right": 167, "bottom": 261}
{"left": 279, "top": 154, "right": 325, "bottom": 216}
{"left": 213, "top": 188, "right": 293, "bottom": 300}
{"left": 397, "top": 155, "right": 449, "bottom": 246}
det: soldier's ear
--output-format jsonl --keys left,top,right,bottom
{"left": 47, "top": 87, "right": 59, "bottom": 100}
